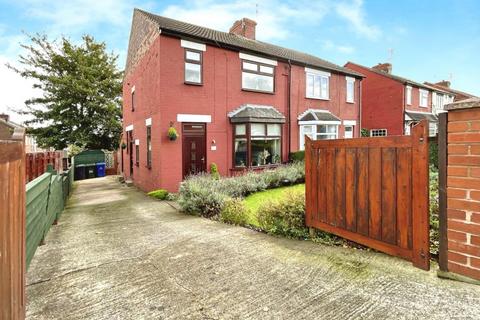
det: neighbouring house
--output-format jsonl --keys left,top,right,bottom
{"left": 424, "top": 80, "right": 478, "bottom": 102}
{"left": 0, "top": 113, "right": 48, "bottom": 152}
{"left": 122, "top": 9, "right": 364, "bottom": 192}
{"left": 345, "top": 62, "right": 454, "bottom": 137}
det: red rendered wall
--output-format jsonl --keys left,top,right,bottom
{"left": 123, "top": 34, "right": 361, "bottom": 192}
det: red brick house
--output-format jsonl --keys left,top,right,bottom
{"left": 122, "top": 9, "right": 363, "bottom": 192}
{"left": 424, "top": 80, "right": 477, "bottom": 102}
{"left": 345, "top": 62, "right": 454, "bottom": 137}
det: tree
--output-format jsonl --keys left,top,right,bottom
{"left": 9, "top": 34, "right": 123, "bottom": 150}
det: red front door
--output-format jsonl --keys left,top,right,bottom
{"left": 182, "top": 123, "right": 206, "bottom": 178}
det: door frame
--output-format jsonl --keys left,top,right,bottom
{"left": 182, "top": 122, "right": 207, "bottom": 179}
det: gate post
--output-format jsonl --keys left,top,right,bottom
{"left": 438, "top": 112, "right": 448, "bottom": 271}
{"left": 411, "top": 120, "right": 430, "bottom": 270}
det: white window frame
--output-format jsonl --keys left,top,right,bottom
{"left": 370, "top": 129, "right": 388, "bottom": 137}
{"left": 305, "top": 67, "right": 330, "bottom": 100}
{"left": 299, "top": 123, "right": 338, "bottom": 150}
{"left": 344, "top": 125, "right": 354, "bottom": 138}
{"left": 346, "top": 76, "right": 355, "bottom": 103}
{"left": 419, "top": 89, "right": 429, "bottom": 108}
{"left": 406, "top": 86, "right": 412, "bottom": 105}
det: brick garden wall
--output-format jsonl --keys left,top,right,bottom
{"left": 446, "top": 107, "right": 480, "bottom": 281}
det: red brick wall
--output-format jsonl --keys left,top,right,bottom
{"left": 123, "top": 34, "right": 361, "bottom": 192}
{"left": 345, "top": 62, "right": 404, "bottom": 135}
{"left": 446, "top": 107, "right": 480, "bottom": 281}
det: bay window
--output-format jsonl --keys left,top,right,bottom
{"left": 299, "top": 124, "right": 338, "bottom": 150}
{"left": 234, "top": 123, "right": 281, "bottom": 167}
{"left": 241, "top": 60, "right": 274, "bottom": 93}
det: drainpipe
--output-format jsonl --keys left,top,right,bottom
{"left": 287, "top": 59, "right": 292, "bottom": 158}
{"left": 359, "top": 78, "right": 362, "bottom": 137}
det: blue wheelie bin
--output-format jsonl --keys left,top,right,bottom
{"left": 96, "top": 162, "right": 106, "bottom": 177}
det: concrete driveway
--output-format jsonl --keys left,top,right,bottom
{"left": 27, "top": 176, "right": 480, "bottom": 319}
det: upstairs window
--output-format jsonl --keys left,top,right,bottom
{"left": 419, "top": 89, "right": 429, "bottom": 108}
{"left": 306, "top": 68, "right": 330, "bottom": 100}
{"left": 406, "top": 86, "right": 412, "bottom": 105}
{"left": 146, "top": 125, "right": 152, "bottom": 169}
{"left": 241, "top": 60, "right": 274, "bottom": 93}
{"left": 346, "top": 77, "right": 355, "bottom": 103}
{"left": 185, "top": 49, "right": 202, "bottom": 84}
{"left": 131, "top": 86, "right": 135, "bottom": 111}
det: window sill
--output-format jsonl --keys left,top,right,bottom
{"left": 184, "top": 81, "right": 203, "bottom": 86}
{"left": 242, "top": 88, "right": 275, "bottom": 95}
{"left": 346, "top": 101, "right": 355, "bottom": 104}
{"left": 231, "top": 163, "right": 282, "bottom": 171}
{"left": 419, "top": 106, "right": 428, "bottom": 108}
{"left": 305, "top": 96, "right": 329, "bottom": 101}
{"left": 146, "top": 165, "right": 152, "bottom": 170}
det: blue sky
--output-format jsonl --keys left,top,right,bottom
{"left": 1, "top": 0, "right": 479, "bottom": 123}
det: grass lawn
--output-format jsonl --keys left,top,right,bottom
{"left": 243, "top": 184, "right": 305, "bottom": 227}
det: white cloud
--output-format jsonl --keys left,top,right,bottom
{"left": 162, "top": 0, "right": 330, "bottom": 41}
{"left": 322, "top": 40, "right": 355, "bottom": 54}
{"left": 335, "top": 0, "right": 381, "bottom": 40}
{"left": 0, "top": 56, "right": 40, "bottom": 124}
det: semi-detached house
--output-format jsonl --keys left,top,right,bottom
{"left": 345, "top": 62, "right": 455, "bottom": 137}
{"left": 123, "top": 9, "right": 363, "bottom": 192}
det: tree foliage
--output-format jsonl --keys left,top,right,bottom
{"left": 9, "top": 34, "right": 123, "bottom": 150}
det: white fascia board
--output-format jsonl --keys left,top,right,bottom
{"left": 346, "top": 76, "right": 355, "bottom": 82}
{"left": 239, "top": 52, "right": 277, "bottom": 66}
{"left": 131, "top": 85, "right": 135, "bottom": 93}
{"left": 135, "top": 139, "right": 140, "bottom": 145}
{"left": 343, "top": 120, "right": 357, "bottom": 126}
{"left": 177, "top": 114, "right": 212, "bottom": 123}
{"left": 299, "top": 120, "right": 341, "bottom": 125}
{"left": 126, "top": 125, "right": 134, "bottom": 132}
{"left": 305, "top": 67, "right": 331, "bottom": 77}
{"left": 181, "top": 39, "right": 206, "bottom": 51}
{"left": 145, "top": 118, "right": 152, "bottom": 126}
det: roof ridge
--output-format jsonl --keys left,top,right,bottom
{"left": 135, "top": 9, "right": 364, "bottom": 77}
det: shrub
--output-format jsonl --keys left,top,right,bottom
{"left": 257, "top": 190, "right": 308, "bottom": 238}
{"left": 429, "top": 142, "right": 439, "bottom": 169}
{"left": 361, "top": 128, "right": 369, "bottom": 137}
{"left": 289, "top": 151, "right": 305, "bottom": 162}
{"left": 220, "top": 198, "right": 249, "bottom": 225}
{"left": 178, "top": 162, "right": 305, "bottom": 217}
{"left": 148, "top": 189, "right": 169, "bottom": 200}
{"left": 429, "top": 165, "right": 439, "bottom": 255}
{"left": 210, "top": 163, "right": 220, "bottom": 180}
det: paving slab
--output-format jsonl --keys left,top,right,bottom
{"left": 26, "top": 176, "right": 480, "bottom": 319}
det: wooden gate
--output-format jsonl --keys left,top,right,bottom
{"left": 305, "top": 120, "right": 430, "bottom": 270}
{"left": 0, "top": 127, "right": 26, "bottom": 319}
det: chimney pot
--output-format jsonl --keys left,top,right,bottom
{"left": 372, "top": 62, "right": 392, "bottom": 74}
{"left": 229, "top": 18, "right": 257, "bottom": 40}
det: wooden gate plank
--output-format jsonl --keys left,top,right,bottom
{"left": 345, "top": 148, "right": 357, "bottom": 232}
{"left": 356, "top": 148, "right": 369, "bottom": 236}
{"left": 311, "top": 148, "right": 318, "bottom": 224}
{"left": 326, "top": 148, "right": 336, "bottom": 226}
{"left": 318, "top": 149, "right": 327, "bottom": 223}
{"left": 368, "top": 147, "right": 382, "bottom": 240}
{"left": 334, "top": 148, "right": 346, "bottom": 229}
{"left": 396, "top": 148, "right": 412, "bottom": 249}
{"left": 411, "top": 121, "right": 431, "bottom": 270}
{"left": 381, "top": 148, "right": 397, "bottom": 245}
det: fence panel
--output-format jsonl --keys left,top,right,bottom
{"left": 0, "top": 131, "right": 26, "bottom": 319}
{"left": 25, "top": 150, "right": 64, "bottom": 183}
{"left": 26, "top": 173, "right": 51, "bottom": 268}
{"left": 306, "top": 120, "right": 430, "bottom": 270}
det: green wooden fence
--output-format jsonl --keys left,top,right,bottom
{"left": 26, "top": 165, "right": 74, "bottom": 269}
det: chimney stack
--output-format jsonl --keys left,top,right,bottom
{"left": 229, "top": 18, "right": 257, "bottom": 40}
{"left": 372, "top": 62, "right": 392, "bottom": 74}
{"left": 0, "top": 113, "right": 9, "bottom": 122}
{"left": 435, "top": 80, "right": 451, "bottom": 88}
